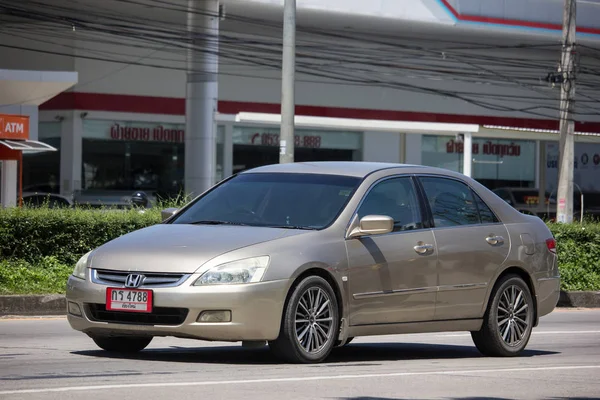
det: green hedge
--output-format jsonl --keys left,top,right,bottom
{"left": 547, "top": 222, "right": 600, "bottom": 291}
{"left": 0, "top": 207, "right": 163, "bottom": 265}
{"left": 0, "top": 206, "right": 599, "bottom": 294}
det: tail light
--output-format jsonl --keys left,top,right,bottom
{"left": 546, "top": 238, "right": 557, "bottom": 253}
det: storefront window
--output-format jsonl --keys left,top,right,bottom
{"left": 421, "top": 135, "right": 536, "bottom": 190}
{"left": 231, "top": 126, "right": 363, "bottom": 173}
{"left": 81, "top": 120, "right": 224, "bottom": 198}
{"left": 22, "top": 122, "right": 61, "bottom": 193}
{"left": 545, "top": 141, "right": 600, "bottom": 201}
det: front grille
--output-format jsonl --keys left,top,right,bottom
{"left": 92, "top": 269, "right": 189, "bottom": 288}
{"left": 87, "top": 303, "right": 188, "bottom": 326}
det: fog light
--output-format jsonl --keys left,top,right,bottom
{"left": 197, "top": 310, "right": 231, "bottom": 323}
{"left": 68, "top": 301, "right": 82, "bottom": 316}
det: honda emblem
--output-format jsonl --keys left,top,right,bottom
{"left": 124, "top": 274, "right": 145, "bottom": 288}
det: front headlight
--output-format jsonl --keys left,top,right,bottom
{"left": 72, "top": 251, "right": 92, "bottom": 280}
{"left": 194, "top": 256, "right": 270, "bottom": 285}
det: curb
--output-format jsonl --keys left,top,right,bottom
{"left": 1, "top": 291, "right": 600, "bottom": 316}
{"left": 0, "top": 295, "right": 66, "bottom": 316}
{"left": 557, "top": 290, "right": 600, "bottom": 308}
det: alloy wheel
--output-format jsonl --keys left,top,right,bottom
{"left": 294, "top": 287, "right": 334, "bottom": 353}
{"left": 497, "top": 285, "right": 530, "bottom": 347}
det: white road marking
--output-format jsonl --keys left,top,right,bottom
{"left": 1, "top": 365, "right": 599, "bottom": 395}
{"left": 436, "top": 330, "right": 600, "bottom": 337}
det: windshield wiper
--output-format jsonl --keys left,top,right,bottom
{"left": 269, "top": 225, "right": 318, "bottom": 230}
{"left": 188, "top": 220, "right": 250, "bottom": 226}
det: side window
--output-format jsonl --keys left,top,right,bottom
{"left": 357, "top": 177, "right": 423, "bottom": 232}
{"left": 474, "top": 192, "right": 499, "bottom": 224}
{"left": 419, "top": 177, "right": 480, "bottom": 227}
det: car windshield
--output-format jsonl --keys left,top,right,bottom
{"left": 171, "top": 173, "right": 362, "bottom": 229}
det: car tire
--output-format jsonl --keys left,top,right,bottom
{"left": 269, "top": 275, "right": 340, "bottom": 363}
{"left": 471, "top": 274, "right": 534, "bottom": 357}
{"left": 91, "top": 335, "right": 153, "bottom": 353}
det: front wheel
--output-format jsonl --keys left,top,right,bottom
{"left": 91, "top": 335, "right": 153, "bottom": 353}
{"left": 471, "top": 274, "right": 534, "bottom": 357}
{"left": 269, "top": 276, "right": 340, "bottom": 363}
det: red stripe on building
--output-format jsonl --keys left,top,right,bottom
{"left": 438, "top": 0, "right": 600, "bottom": 35}
{"left": 439, "top": 0, "right": 460, "bottom": 18}
{"left": 40, "top": 92, "right": 600, "bottom": 133}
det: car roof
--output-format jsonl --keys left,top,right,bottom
{"left": 241, "top": 161, "right": 436, "bottom": 178}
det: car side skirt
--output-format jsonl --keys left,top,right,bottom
{"left": 347, "top": 318, "right": 483, "bottom": 337}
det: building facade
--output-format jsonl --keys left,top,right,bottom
{"left": 2, "top": 0, "right": 600, "bottom": 206}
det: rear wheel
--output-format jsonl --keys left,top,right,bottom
{"left": 91, "top": 335, "right": 153, "bottom": 353}
{"left": 269, "top": 276, "right": 340, "bottom": 363}
{"left": 471, "top": 274, "right": 534, "bottom": 357}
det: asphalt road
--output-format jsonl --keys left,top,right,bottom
{"left": 0, "top": 309, "right": 599, "bottom": 400}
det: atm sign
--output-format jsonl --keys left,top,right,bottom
{"left": 0, "top": 114, "right": 29, "bottom": 140}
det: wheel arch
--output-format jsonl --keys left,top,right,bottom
{"left": 483, "top": 266, "right": 539, "bottom": 327}
{"left": 280, "top": 266, "right": 345, "bottom": 336}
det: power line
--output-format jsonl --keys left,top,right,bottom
{"left": 2, "top": 0, "right": 600, "bottom": 118}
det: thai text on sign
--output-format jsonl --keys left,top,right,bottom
{"left": 446, "top": 139, "right": 521, "bottom": 157}
{"left": 110, "top": 124, "right": 184, "bottom": 143}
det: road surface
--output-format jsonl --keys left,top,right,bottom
{"left": 0, "top": 309, "right": 599, "bottom": 399}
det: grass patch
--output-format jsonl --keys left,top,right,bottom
{"left": 0, "top": 256, "right": 72, "bottom": 295}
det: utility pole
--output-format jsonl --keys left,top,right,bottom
{"left": 279, "top": 0, "right": 296, "bottom": 164}
{"left": 556, "top": 0, "right": 577, "bottom": 223}
{"left": 185, "top": 0, "right": 219, "bottom": 198}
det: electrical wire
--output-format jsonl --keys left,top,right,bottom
{"left": 1, "top": 0, "right": 599, "bottom": 120}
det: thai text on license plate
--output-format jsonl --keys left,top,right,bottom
{"left": 106, "top": 288, "right": 153, "bottom": 313}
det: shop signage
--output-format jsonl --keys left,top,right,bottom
{"left": 110, "top": 123, "right": 184, "bottom": 143}
{"left": 421, "top": 135, "right": 535, "bottom": 183}
{"left": 0, "top": 114, "right": 29, "bottom": 140}
{"left": 233, "top": 126, "right": 362, "bottom": 150}
{"left": 445, "top": 139, "right": 521, "bottom": 157}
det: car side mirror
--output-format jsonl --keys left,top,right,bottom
{"left": 161, "top": 207, "right": 179, "bottom": 222}
{"left": 347, "top": 214, "right": 394, "bottom": 239}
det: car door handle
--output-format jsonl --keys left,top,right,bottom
{"left": 486, "top": 235, "right": 505, "bottom": 246}
{"left": 414, "top": 243, "right": 434, "bottom": 255}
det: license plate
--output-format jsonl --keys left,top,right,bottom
{"left": 106, "top": 288, "right": 153, "bottom": 313}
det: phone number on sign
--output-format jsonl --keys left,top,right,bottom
{"left": 251, "top": 133, "right": 322, "bottom": 148}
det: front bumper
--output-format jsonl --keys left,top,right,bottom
{"left": 65, "top": 274, "right": 289, "bottom": 342}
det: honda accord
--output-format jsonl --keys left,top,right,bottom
{"left": 66, "top": 162, "right": 560, "bottom": 363}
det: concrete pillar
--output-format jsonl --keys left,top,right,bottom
{"left": 1, "top": 160, "right": 18, "bottom": 208}
{"left": 404, "top": 134, "right": 422, "bottom": 165}
{"left": 185, "top": 0, "right": 219, "bottom": 198}
{"left": 399, "top": 133, "right": 406, "bottom": 163}
{"left": 223, "top": 123, "right": 233, "bottom": 178}
{"left": 59, "top": 111, "right": 83, "bottom": 200}
{"left": 362, "top": 131, "right": 401, "bottom": 163}
{"left": 463, "top": 133, "right": 473, "bottom": 178}
{"left": 538, "top": 141, "right": 547, "bottom": 215}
